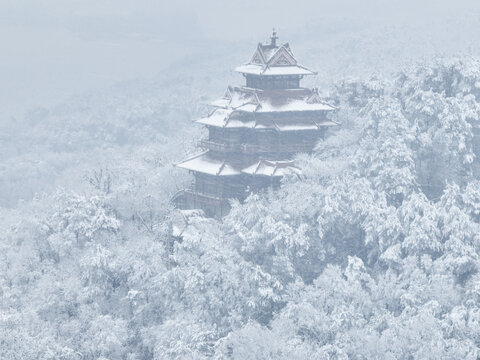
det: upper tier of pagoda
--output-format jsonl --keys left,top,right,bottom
{"left": 177, "top": 152, "right": 301, "bottom": 178}
{"left": 235, "top": 30, "right": 316, "bottom": 77}
{"left": 211, "top": 86, "right": 336, "bottom": 113}
{"left": 196, "top": 86, "right": 338, "bottom": 130}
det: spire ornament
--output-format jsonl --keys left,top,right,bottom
{"left": 270, "top": 28, "right": 278, "bottom": 47}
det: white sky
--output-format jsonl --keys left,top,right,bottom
{"left": 1, "top": 0, "right": 479, "bottom": 120}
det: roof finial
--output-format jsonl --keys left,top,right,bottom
{"left": 270, "top": 28, "right": 278, "bottom": 47}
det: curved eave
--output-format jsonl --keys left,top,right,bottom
{"left": 209, "top": 104, "right": 338, "bottom": 113}
{"left": 255, "top": 107, "right": 336, "bottom": 113}
{"left": 242, "top": 160, "right": 301, "bottom": 177}
{"left": 175, "top": 152, "right": 241, "bottom": 176}
{"left": 234, "top": 64, "right": 316, "bottom": 76}
{"left": 196, "top": 116, "right": 339, "bottom": 130}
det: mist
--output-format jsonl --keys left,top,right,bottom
{"left": 2, "top": 0, "right": 480, "bottom": 120}
{"left": 3, "top": 1, "right": 480, "bottom": 359}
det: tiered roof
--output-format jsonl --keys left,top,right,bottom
{"left": 176, "top": 152, "right": 300, "bottom": 178}
{"left": 211, "top": 86, "right": 336, "bottom": 113}
{"left": 176, "top": 31, "right": 339, "bottom": 180}
{"left": 176, "top": 151, "right": 241, "bottom": 176}
{"left": 196, "top": 86, "right": 338, "bottom": 130}
{"left": 242, "top": 159, "right": 300, "bottom": 177}
{"left": 196, "top": 110, "right": 338, "bottom": 130}
{"left": 235, "top": 31, "right": 316, "bottom": 76}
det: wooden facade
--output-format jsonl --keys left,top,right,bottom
{"left": 173, "top": 32, "right": 338, "bottom": 218}
{"left": 245, "top": 75, "right": 301, "bottom": 89}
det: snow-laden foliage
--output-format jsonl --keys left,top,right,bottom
{"left": 3, "top": 58, "right": 480, "bottom": 358}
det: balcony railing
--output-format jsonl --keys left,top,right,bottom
{"left": 183, "top": 189, "right": 228, "bottom": 206}
{"left": 240, "top": 143, "right": 315, "bottom": 154}
{"left": 198, "top": 140, "right": 237, "bottom": 152}
{"left": 199, "top": 139, "right": 316, "bottom": 154}
{"left": 241, "top": 144, "right": 314, "bottom": 154}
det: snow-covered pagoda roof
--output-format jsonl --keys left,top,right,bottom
{"left": 196, "top": 109, "right": 255, "bottom": 128}
{"left": 242, "top": 159, "right": 301, "bottom": 177}
{"left": 196, "top": 106, "right": 339, "bottom": 130}
{"left": 176, "top": 152, "right": 241, "bottom": 176}
{"left": 235, "top": 31, "right": 316, "bottom": 76}
{"left": 176, "top": 152, "right": 302, "bottom": 178}
{"left": 196, "top": 109, "right": 338, "bottom": 130}
{"left": 195, "top": 86, "right": 339, "bottom": 130}
{"left": 211, "top": 86, "right": 337, "bottom": 113}
{"left": 235, "top": 64, "right": 315, "bottom": 76}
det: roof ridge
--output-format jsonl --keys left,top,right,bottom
{"left": 174, "top": 150, "right": 209, "bottom": 165}
{"left": 217, "top": 160, "right": 227, "bottom": 176}
{"left": 271, "top": 119, "right": 280, "bottom": 131}
{"left": 254, "top": 160, "right": 263, "bottom": 174}
{"left": 296, "top": 63, "right": 318, "bottom": 75}
{"left": 272, "top": 162, "right": 279, "bottom": 177}
{"left": 223, "top": 110, "right": 235, "bottom": 128}
{"left": 255, "top": 43, "right": 267, "bottom": 64}
{"left": 266, "top": 44, "right": 297, "bottom": 67}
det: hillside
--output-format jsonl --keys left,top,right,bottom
{"left": 2, "top": 16, "right": 480, "bottom": 359}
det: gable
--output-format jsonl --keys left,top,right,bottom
{"left": 283, "top": 43, "right": 294, "bottom": 56}
{"left": 250, "top": 47, "right": 265, "bottom": 65}
{"left": 268, "top": 46, "right": 297, "bottom": 66}
{"left": 223, "top": 87, "right": 233, "bottom": 101}
{"left": 272, "top": 54, "right": 292, "bottom": 66}
{"left": 306, "top": 91, "right": 322, "bottom": 104}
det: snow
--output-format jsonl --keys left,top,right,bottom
{"left": 210, "top": 86, "right": 337, "bottom": 114}
{"left": 171, "top": 209, "right": 207, "bottom": 237}
{"left": 235, "top": 39, "right": 316, "bottom": 76}
{"left": 175, "top": 152, "right": 241, "bottom": 176}
{"left": 234, "top": 103, "right": 260, "bottom": 112}
{"left": 195, "top": 109, "right": 256, "bottom": 128}
{"left": 195, "top": 109, "right": 234, "bottom": 127}
{"left": 212, "top": 86, "right": 260, "bottom": 111}
{"left": 196, "top": 109, "right": 337, "bottom": 130}
{"left": 225, "top": 118, "right": 257, "bottom": 128}
{"left": 314, "top": 120, "right": 340, "bottom": 127}
{"left": 5, "top": 32, "right": 480, "bottom": 359}
{"left": 275, "top": 123, "right": 319, "bottom": 131}
{"left": 177, "top": 151, "right": 302, "bottom": 178}
{"left": 196, "top": 106, "right": 338, "bottom": 130}
{"left": 242, "top": 159, "right": 301, "bottom": 177}
{"left": 211, "top": 98, "right": 229, "bottom": 108}
{"left": 235, "top": 64, "right": 316, "bottom": 76}
{"left": 258, "top": 99, "right": 335, "bottom": 112}
{"left": 259, "top": 46, "right": 278, "bottom": 63}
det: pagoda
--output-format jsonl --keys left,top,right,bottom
{"left": 173, "top": 31, "right": 338, "bottom": 218}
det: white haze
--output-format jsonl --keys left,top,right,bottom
{"left": 3, "top": 1, "right": 480, "bottom": 359}
{"left": 1, "top": 0, "right": 480, "bottom": 120}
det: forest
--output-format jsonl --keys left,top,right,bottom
{"left": 2, "top": 56, "right": 480, "bottom": 359}
{"left": 2, "top": 12, "right": 480, "bottom": 358}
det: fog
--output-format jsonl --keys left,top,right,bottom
{"left": 2, "top": 0, "right": 480, "bottom": 120}
{"left": 4, "top": 1, "right": 480, "bottom": 359}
